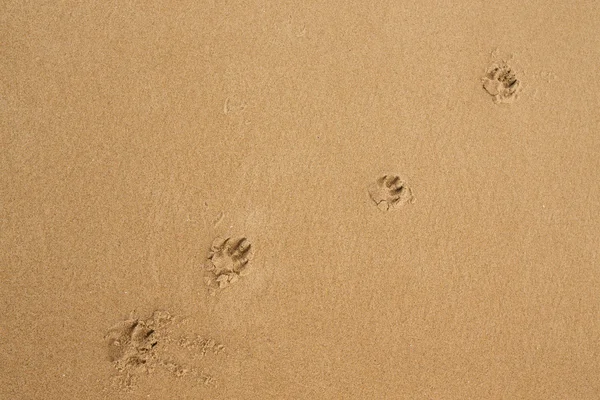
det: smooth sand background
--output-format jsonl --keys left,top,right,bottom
{"left": 2, "top": 1, "right": 600, "bottom": 398}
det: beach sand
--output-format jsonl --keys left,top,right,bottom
{"left": 1, "top": 1, "right": 600, "bottom": 398}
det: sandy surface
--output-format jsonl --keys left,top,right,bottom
{"left": 2, "top": 1, "right": 600, "bottom": 399}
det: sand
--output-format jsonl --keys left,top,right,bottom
{"left": 1, "top": 1, "right": 600, "bottom": 399}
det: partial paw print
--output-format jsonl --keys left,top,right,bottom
{"left": 368, "top": 175, "right": 415, "bottom": 211}
{"left": 104, "top": 311, "right": 222, "bottom": 392}
{"left": 482, "top": 62, "right": 521, "bottom": 104}
{"left": 204, "top": 237, "right": 253, "bottom": 293}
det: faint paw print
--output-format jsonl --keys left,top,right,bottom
{"left": 482, "top": 62, "right": 521, "bottom": 103}
{"left": 368, "top": 175, "right": 414, "bottom": 211}
{"left": 205, "top": 237, "right": 252, "bottom": 292}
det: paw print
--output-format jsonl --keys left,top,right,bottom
{"left": 482, "top": 62, "right": 521, "bottom": 103}
{"left": 105, "top": 311, "right": 172, "bottom": 376}
{"left": 368, "top": 175, "right": 414, "bottom": 211}
{"left": 105, "top": 318, "right": 157, "bottom": 369}
{"left": 104, "top": 311, "right": 221, "bottom": 392}
{"left": 205, "top": 237, "right": 252, "bottom": 291}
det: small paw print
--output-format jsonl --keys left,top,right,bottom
{"left": 205, "top": 237, "right": 252, "bottom": 292}
{"left": 105, "top": 311, "right": 173, "bottom": 377}
{"left": 482, "top": 62, "right": 521, "bottom": 103}
{"left": 368, "top": 175, "right": 414, "bottom": 211}
{"left": 105, "top": 319, "right": 156, "bottom": 366}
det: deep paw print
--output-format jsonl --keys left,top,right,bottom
{"left": 205, "top": 237, "right": 252, "bottom": 292}
{"left": 105, "top": 311, "right": 221, "bottom": 392}
{"left": 482, "top": 62, "right": 521, "bottom": 103}
{"left": 105, "top": 316, "right": 160, "bottom": 371}
{"left": 368, "top": 175, "right": 414, "bottom": 211}
{"left": 104, "top": 311, "right": 173, "bottom": 391}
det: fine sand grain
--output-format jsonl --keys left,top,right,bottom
{"left": 2, "top": 1, "right": 600, "bottom": 399}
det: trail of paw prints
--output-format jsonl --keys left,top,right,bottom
{"left": 204, "top": 236, "right": 253, "bottom": 295}
{"left": 104, "top": 310, "right": 224, "bottom": 393}
{"left": 368, "top": 175, "right": 415, "bottom": 211}
{"left": 482, "top": 62, "right": 521, "bottom": 104}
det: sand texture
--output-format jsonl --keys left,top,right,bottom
{"left": 2, "top": 1, "right": 600, "bottom": 399}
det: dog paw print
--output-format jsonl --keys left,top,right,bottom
{"left": 204, "top": 237, "right": 252, "bottom": 292}
{"left": 105, "top": 316, "right": 160, "bottom": 372}
{"left": 368, "top": 175, "right": 414, "bottom": 211}
{"left": 105, "top": 311, "right": 221, "bottom": 392}
{"left": 482, "top": 62, "right": 521, "bottom": 103}
{"left": 105, "top": 311, "right": 173, "bottom": 391}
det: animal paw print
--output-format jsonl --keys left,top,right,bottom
{"left": 482, "top": 62, "right": 521, "bottom": 103}
{"left": 205, "top": 237, "right": 252, "bottom": 292}
{"left": 106, "top": 317, "right": 157, "bottom": 371}
{"left": 105, "top": 311, "right": 221, "bottom": 392}
{"left": 105, "top": 310, "right": 173, "bottom": 391}
{"left": 368, "top": 175, "right": 414, "bottom": 211}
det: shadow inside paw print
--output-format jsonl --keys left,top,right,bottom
{"left": 205, "top": 237, "right": 253, "bottom": 292}
{"left": 368, "top": 175, "right": 414, "bottom": 211}
{"left": 482, "top": 62, "right": 521, "bottom": 103}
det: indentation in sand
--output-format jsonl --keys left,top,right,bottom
{"left": 482, "top": 62, "right": 521, "bottom": 104}
{"left": 368, "top": 175, "right": 415, "bottom": 211}
{"left": 104, "top": 311, "right": 223, "bottom": 392}
{"left": 204, "top": 236, "right": 253, "bottom": 294}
